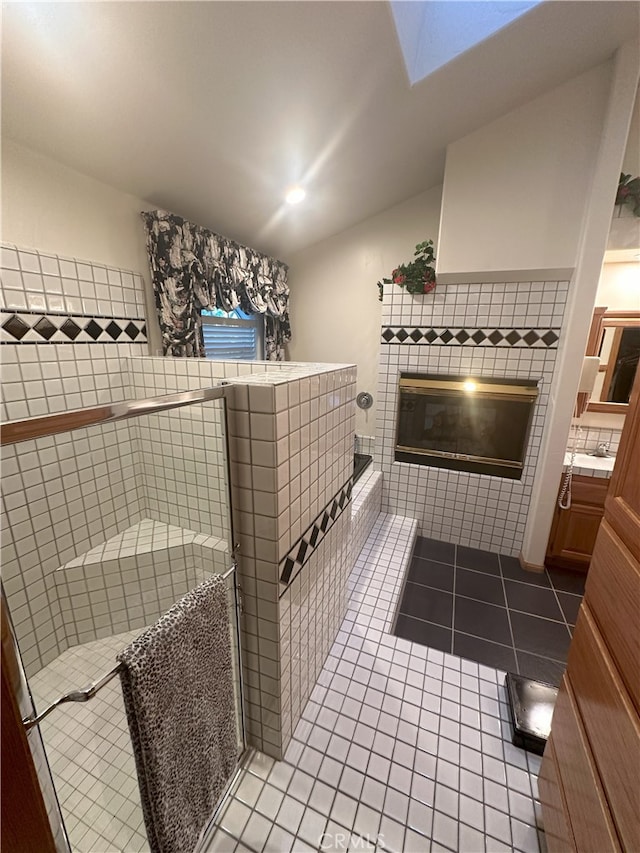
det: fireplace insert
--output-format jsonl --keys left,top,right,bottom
{"left": 395, "top": 373, "right": 539, "bottom": 479}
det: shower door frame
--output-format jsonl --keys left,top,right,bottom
{"left": 1, "top": 383, "right": 249, "bottom": 851}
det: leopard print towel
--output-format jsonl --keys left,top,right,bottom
{"left": 118, "top": 573, "right": 239, "bottom": 853}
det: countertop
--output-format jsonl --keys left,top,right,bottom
{"left": 563, "top": 451, "right": 615, "bottom": 478}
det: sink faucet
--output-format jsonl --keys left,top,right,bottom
{"left": 591, "top": 442, "right": 611, "bottom": 458}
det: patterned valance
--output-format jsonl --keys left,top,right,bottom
{"left": 141, "top": 210, "right": 291, "bottom": 360}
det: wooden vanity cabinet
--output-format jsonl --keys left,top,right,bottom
{"left": 545, "top": 475, "right": 610, "bottom": 572}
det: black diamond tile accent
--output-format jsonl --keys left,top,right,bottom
{"left": 296, "top": 540, "right": 309, "bottom": 564}
{"left": 280, "top": 478, "right": 353, "bottom": 586}
{"left": 141, "top": 324, "right": 147, "bottom": 337}
{"left": 410, "top": 329, "right": 423, "bottom": 343}
{"left": 440, "top": 330, "right": 454, "bottom": 344}
{"left": 396, "top": 329, "right": 409, "bottom": 342}
{"left": 84, "top": 319, "right": 103, "bottom": 340}
{"left": 523, "top": 330, "right": 539, "bottom": 346}
{"left": 281, "top": 557, "right": 296, "bottom": 584}
{"left": 542, "top": 330, "right": 559, "bottom": 346}
{"left": 488, "top": 330, "right": 503, "bottom": 344}
{"left": 425, "top": 330, "right": 438, "bottom": 343}
{"left": 60, "top": 319, "right": 82, "bottom": 340}
{"left": 382, "top": 328, "right": 394, "bottom": 342}
{"left": 505, "top": 330, "right": 521, "bottom": 345}
{"left": 105, "top": 320, "right": 122, "bottom": 340}
{"left": 471, "top": 330, "right": 486, "bottom": 344}
{"left": 124, "top": 322, "right": 140, "bottom": 340}
{"left": 455, "top": 330, "right": 470, "bottom": 343}
{"left": 2, "top": 314, "right": 29, "bottom": 340}
{"left": 33, "top": 317, "right": 57, "bottom": 340}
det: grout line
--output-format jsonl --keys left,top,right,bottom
{"left": 453, "top": 592, "right": 510, "bottom": 610}
{"left": 411, "top": 552, "right": 456, "bottom": 569}
{"left": 512, "top": 647, "right": 568, "bottom": 667}
{"left": 403, "top": 575, "right": 454, "bottom": 594}
{"left": 451, "top": 544, "right": 457, "bottom": 655}
{"left": 507, "top": 605, "right": 570, "bottom": 625}
{"left": 545, "top": 579, "right": 577, "bottom": 639}
{"left": 498, "top": 553, "right": 518, "bottom": 674}
{"left": 395, "top": 609, "right": 452, "bottom": 634}
{"left": 453, "top": 627, "right": 517, "bottom": 653}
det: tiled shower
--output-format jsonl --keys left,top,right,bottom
{"left": 0, "top": 242, "right": 371, "bottom": 850}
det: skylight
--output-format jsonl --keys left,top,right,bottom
{"left": 391, "top": 0, "right": 542, "bottom": 86}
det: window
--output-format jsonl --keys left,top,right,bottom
{"left": 200, "top": 307, "right": 264, "bottom": 361}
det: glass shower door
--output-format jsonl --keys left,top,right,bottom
{"left": 1, "top": 386, "right": 245, "bottom": 852}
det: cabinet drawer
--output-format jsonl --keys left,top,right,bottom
{"left": 585, "top": 519, "right": 640, "bottom": 712}
{"left": 549, "top": 676, "right": 620, "bottom": 852}
{"left": 568, "top": 474, "right": 609, "bottom": 506}
{"left": 538, "top": 738, "right": 576, "bottom": 853}
{"left": 568, "top": 606, "right": 640, "bottom": 852}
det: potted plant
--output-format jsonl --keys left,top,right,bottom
{"left": 378, "top": 239, "right": 436, "bottom": 301}
{"left": 615, "top": 173, "right": 640, "bottom": 216}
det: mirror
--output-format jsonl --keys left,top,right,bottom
{"left": 585, "top": 309, "right": 640, "bottom": 413}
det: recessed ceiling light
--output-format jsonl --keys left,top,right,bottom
{"left": 285, "top": 186, "right": 306, "bottom": 205}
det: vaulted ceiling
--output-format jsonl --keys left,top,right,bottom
{"left": 2, "top": 1, "right": 638, "bottom": 258}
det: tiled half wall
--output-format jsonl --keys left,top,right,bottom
{"left": 376, "top": 280, "right": 569, "bottom": 555}
{"left": 226, "top": 367, "right": 357, "bottom": 758}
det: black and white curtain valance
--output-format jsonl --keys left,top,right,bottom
{"left": 142, "top": 210, "right": 291, "bottom": 360}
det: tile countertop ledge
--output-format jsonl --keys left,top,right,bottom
{"left": 563, "top": 451, "right": 615, "bottom": 478}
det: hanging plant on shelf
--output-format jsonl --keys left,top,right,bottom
{"left": 615, "top": 173, "right": 640, "bottom": 216}
{"left": 377, "top": 239, "right": 436, "bottom": 302}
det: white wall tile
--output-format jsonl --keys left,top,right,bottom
{"left": 377, "top": 280, "right": 569, "bottom": 555}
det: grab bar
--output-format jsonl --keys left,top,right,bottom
{"left": 22, "top": 563, "right": 238, "bottom": 731}
{"left": 1, "top": 385, "right": 230, "bottom": 446}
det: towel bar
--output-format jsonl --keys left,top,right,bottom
{"left": 22, "top": 663, "right": 123, "bottom": 730}
{"left": 1, "top": 384, "right": 231, "bottom": 446}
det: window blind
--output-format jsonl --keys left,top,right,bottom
{"left": 201, "top": 316, "right": 263, "bottom": 361}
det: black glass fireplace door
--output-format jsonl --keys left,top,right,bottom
{"left": 395, "top": 387, "right": 536, "bottom": 479}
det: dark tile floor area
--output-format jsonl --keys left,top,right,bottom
{"left": 393, "top": 537, "right": 586, "bottom": 687}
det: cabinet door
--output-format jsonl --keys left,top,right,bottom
{"left": 541, "top": 370, "right": 640, "bottom": 851}
{"left": 547, "top": 502, "right": 605, "bottom": 570}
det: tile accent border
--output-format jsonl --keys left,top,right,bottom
{"left": 279, "top": 477, "right": 353, "bottom": 588}
{"left": 381, "top": 326, "right": 560, "bottom": 348}
{"left": 1, "top": 310, "right": 147, "bottom": 345}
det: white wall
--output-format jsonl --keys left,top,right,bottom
{"left": 596, "top": 261, "right": 640, "bottom": 310}
{"left": 437, "top": 61, "right": 613, "bottom": 282}
{"left": 1, "top": 139, "right": 161, "bottom": 350}
{"left": 287, "top": 185, "right": 442, "bottom": 433}
{"left": 521, "top": 42, "right": 639, "bottom": 568}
